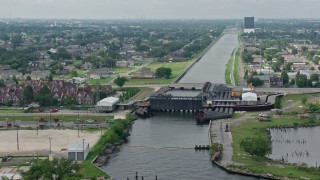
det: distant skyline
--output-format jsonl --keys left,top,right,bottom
{"left": 0, "top": 0, "right": 320, "bottom": 19}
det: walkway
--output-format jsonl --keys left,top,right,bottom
{"left": 210, "top": 112, "right": 255, "bottom": 166}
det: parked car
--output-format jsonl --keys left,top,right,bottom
{"left": 32, "top": 109, "right": 41, "bottom": 113}
{"left": 51, "top": 109, "right": 59, "bottom": 113}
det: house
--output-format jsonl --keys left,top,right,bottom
{"left": 115, "top": 60, "right": 129, "bottom": 68}
{"left": 82, "top": 62, "right": 93, "bottom": 70}
{"left": 0, "top": 69, "right": 23, "bottom": 79}
{"left": 132, "top": 68, "right": 154, "bottom": 79}
{"left": 253, "top": 75, "right": 271, "bottom": 85}
{"left": 87, "top": 68, "right": 110, "bottom": 79}
{"left": 291, "top": 63, "right": 311, "bottom": 71}
{"left": 269, "top": 76, "right": 283, "bottom": 88}
{"left": 26, "top": 70, "right": 51, "bottom": 80}
{"left": 29, "top": 61, "right": 46, "bottom": 71}
{"left": 71, "top": 77, "right": 86, "bottom": 84}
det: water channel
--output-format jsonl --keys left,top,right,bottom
{"left": 102, "top": 114, "right": 252, "bottom": 180}
{"left": 179, "top": 28, "right": 239, "bottom": 84}
{"left": 269, "top": 127, "right": 320, "bottom": 167}
{"left": 103, "top": 30, "right": 249, "bottom": 179}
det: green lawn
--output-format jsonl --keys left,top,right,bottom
{"left": 88, "top": 78, "right": 113, "bottom": 85}
{"left": 231, "top": 113, "right": 320, "bottom": 179}
{"left": 225, "top": 56, "right": 232, "bottom": 85}
{"left": 2, "top": 115, "right": 112, "bottom": 122}
{"left": 110, "top": 67, "right": 135, "bottom": 74}
{"left": 234, "top": 49, "right": 241, "bottom": 86}
{"left": 125, "top": 61, "right": 192, "bottom": 85}
{"left": 281, "top": 93, "right": 320, "bottom": 112}
{"left": 0, "top": 109, "right": 24, "bottom": 113}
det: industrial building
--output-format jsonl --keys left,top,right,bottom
{"left": 67, "top": 141, "right": 90, "bottom": 161}
{"left": 244, "top": 17, "right": 255, "bottom": 33}
{"left": 95, "top": 97, "right": 120, "bottom": 112}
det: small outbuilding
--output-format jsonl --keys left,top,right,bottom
{"left": 242, "top": 92, "right": 258, "bottom": 102}
{"left": 95, "top": 97, "right": 120, "bottom": 112}
{"left": 67, "top": 141, "right": 90, "bottom": 161}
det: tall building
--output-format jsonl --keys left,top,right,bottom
{"left": 244, "top": 17, "right": 255, "bottom": 33}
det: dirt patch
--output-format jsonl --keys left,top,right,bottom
{"left": 0, "top": 129, "right": 101, "bottom": 157}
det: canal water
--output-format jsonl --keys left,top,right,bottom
{"left": 179, "top": 28, "right": 239, "bottom": 84}
{"left": 102, "top": 114, "right": 252, "bottom": 180}
{"left": 269, "top": 127, "right": 320, "bottom": 167}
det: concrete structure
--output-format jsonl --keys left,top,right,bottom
{"left": 244, "top": 17, "right": 255, "bottom": 33}
{"left": 242, "top": 92, "right": 258, "bottom": 102}
{"left": 71, "top": 77, "right": 86, "bottom": 84}
{"left": 68, "top": 141, "right": 90, "bottom": 161}
{"left": 95, "top": 97, "right": 120, "bottom": 112}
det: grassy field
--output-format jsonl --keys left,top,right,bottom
{"left": 125, "top": 61, "right": 192, "bottom": 85}
{"left": 88, "top": 78, "right": 113, "bottom": 85}
{"left": 231, "top": 113, "right": 320, "bottom": 179}
{"left": 225, "top": 56, "right": 232, "bottom": 85}
{"left": 110, "top": 67, "right": 135, "bottom": 74}
{"left": 234, "top": 49, "right": 241, "bottom": 86}
{"left": 2, "top": 115, "right": 112, "bottom": 122}
{"left": 281, "top": 93, "right": 320, "bottom": 112}
{"left": 132, "top": 87, "right": 154, "bottom": 101}
{"left": 0, "top": 109, "right": 24, "bottom": 113}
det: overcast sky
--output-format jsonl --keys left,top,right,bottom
{"left": 0, "top": 0, "right": 319, "bottom": 19}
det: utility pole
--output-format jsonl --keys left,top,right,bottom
{"left": 77, "top": 112, "right": 80, "bottom": 138}
{"left": 16, "top": 123, "right": 19, "bottom": 150}
{"left": 49, "top": 137, "right": 52, "bottom": 154}
{"left": 82, "top": 139, "right": 85, "bottom": 160}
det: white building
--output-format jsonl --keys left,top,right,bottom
{"left": 242, "top": 92, "right": 258, "bottom": 102}
{"left": 67, "top": 141, "right": 89, "bottom": 161}
{"left": 95, "top": 97, "right": 120, "bottom": 112}
{"left": 71, "top": 77, "right": 86, "bottom": 84}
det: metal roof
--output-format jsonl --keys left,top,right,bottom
{"left": 68, "top": 141, "right": 89, "bottom": 152}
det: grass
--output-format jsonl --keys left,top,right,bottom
{"left": 0, "top": 109, "right": 24, "bottom": 113}
{"left": 110, "top": 67, "right": 135, "bottom": 74}
{"left": 88, "top": 77, "right": 113, "bottom": 85}
{"left": 234, "top": 49, "right": 241, "bottom": 86}
{"left": 132, "top": 87, "right": 154, "bottom": 101}
{"left": 79, "top": 115, "right": 135, "bottom": 179}
{"left": 125, "top": 61, "right": 192, "bottom": 85}
{"left": 231, "top": 113, "right": 320, "bottom": 179}
{"left": 225, "top": 56, "right": 232, "bottom": 85}
{"left": 2, "top": 115, "right": 113, "bottom": 122}
{"left": 281, "top": 93, "right": 320, "bottom": 112}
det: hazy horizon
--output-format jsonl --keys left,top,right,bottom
{"left": 0, "top": 0, "right": 320, "bottom": 20}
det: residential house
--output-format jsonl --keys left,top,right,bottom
{"left": 0, "top": 69, "right": 23, "bottom": 80}
{"left": 116, "top": 60, "right": 129, "bottom": 68}
{"left": 82, "top": 62, "right": 93, "bottom": 70}
{"left": 269, "top": 76, "right": 283, "bottom": 87}
{"left": 132, "top": 68, "right": 154, "bottom": 79}
{"left": 87, "top": 68, "right": 110, "bottom": 79}
{"left": 26, "top": 70, "right": 51, "bottom": 80}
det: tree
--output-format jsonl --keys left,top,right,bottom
{"left": 289, "top": 79, "right": 295, "bottom": 87}
{"left": 301, "top": 97, "right": 307, "bottom": 105}
{"left": 0, "top": 80, "right": 5, "bottom": 87}
{"left": 292, "top": 48, "right": 298, "bottom": 55}
{"left": 295, "top": 72, "right": 308, "bottom": 87}
{"left": 311, "top": 74, "right": 319, "bottom": 82}
{"left": 275, "top": 97, "right": 282, "bottom": 109}
{"left": 155, "top": 67, "right": 172, "bottom": 79}
{"left": 21, "top": 158, "right": 80, "bottom": 180}
{"left": 114, "top": 76, "right": 127, "bottom": 88}
{"left": 240, "top": 136, "right": 272, "bottom": 156}
{"left": 26, "top": 76, "right": 32, "bottom": 80}
{"left": 48, "top": 74, "right": 54, "bottom": 81}
{"left": 61, "top": 97, "right": 77, "bottom": 106}
{"left": 35, "top": 86, "right": 51, "bottom": 106}
{"left": 12, "top": 75, "right": 18, "bottom": 84}
{"left": 70, "top": 70, "right": 78, "bottom": 78}
{"left": 23, "top": 86, "right": 34, "bottom": 103}
{"left": 281, "top": 71, "right": 289, "bottom": 85}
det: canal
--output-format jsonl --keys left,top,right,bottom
{"left": 179, "top": 28, "right": 239, "bottom": 84}
{"left": 102, "top": 114, "right": 252, "bottom": 180}
{"left": 103, "top": 31, "right": 247, "bottom": 179}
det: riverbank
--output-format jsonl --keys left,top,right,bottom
{"left": 208, "top": 93, "right": 320, "bottom": 180}
{"left": 78, "top": 113, "right": 136, "bottom": 179}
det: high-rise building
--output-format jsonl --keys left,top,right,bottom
{"left": 244, "top": 17, "right": 255, "bottom": 33}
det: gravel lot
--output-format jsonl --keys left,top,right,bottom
{"left": 0, "top": 129, "right": 101, "bottom": 157}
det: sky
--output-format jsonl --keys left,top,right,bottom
{"left": 0, "top": 0, "right": 320, "bottom": 19}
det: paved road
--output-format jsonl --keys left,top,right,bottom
{"left": 210, "top": 119, "right": 234, "bottom": 166}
